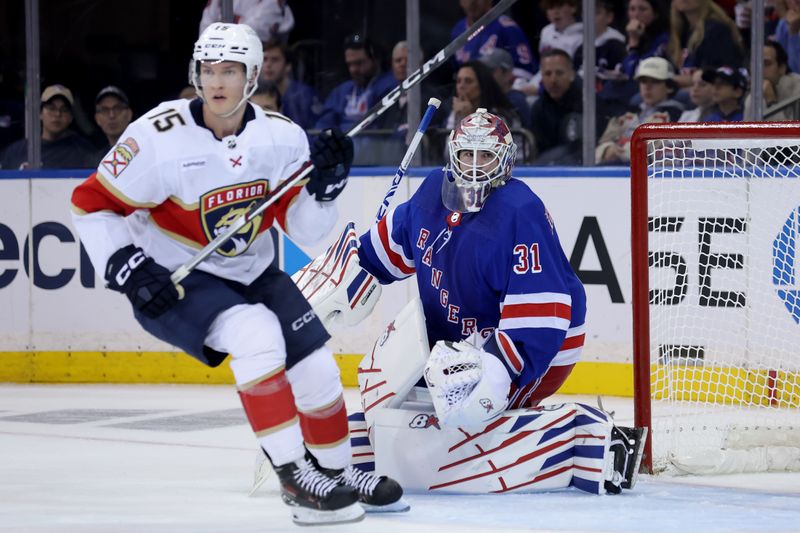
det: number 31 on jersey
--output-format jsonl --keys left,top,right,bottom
{"left": 513, "top": 243, "right": 542, "bottom": 274}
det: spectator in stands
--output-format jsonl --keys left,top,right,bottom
{"left": 678, "top": 68, "right": 715, "bottom": 121}
{"left": 260, "top": 39, "right": 321, "bottom": 128}
{"left": 595, "top": 57, "right": 683, "bottom": 164}
{"left": 1, "top": 85, "right": 96, "bottom": 170}
{"left": 745, "top": 41, "right": 800, "bottom": 120}
{"left": 530, "top": 49, "right": 583, "bottom": 165}
{"left": 178, "top": 86, "right": 197, "bottom": 100}
{"left": 200, "top": 0, "right": 294, "bottom": 42}
{"left": 251, "top": 81, "right": 282, "bottom": 112}
{"left": 479, "top": 48, "right": 531, "bottom": 129}
{"left": 540, "top": 0, "right": 584, "bottom": 59}
{"left": 315, "top": 34, "right": 396, "bottom": 132}
{"left": 703, "top": 66, "right": 748, "bottom": 121}
{"left": 93, "top": 86, "right": 133, "bottom": 155}
{"left": 622, "top": 0, "right": 670, "bottom": 79}
{"left": 451, "top": 0, "right": 536, "bottom": 81}
{"left": 444, "top": 61, "right": 521, "bottom": 131}
{"left": 669, "top": 0, "right": 745, "bottom": 87}
{"left": 775, "top": 0, "right": 800, "bottom": 73}
{"left": 0, "top": 63, "right": 24, "bottom": 156}
{"left": 575, "top": 0, "right": 627, "bottom": 77}
{"left": 576, "top": 0, "right": 630, "bottom": 120}
{"left": 517, "top": 0, "right": 583, "bottom": 98}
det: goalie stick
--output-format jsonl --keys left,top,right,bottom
{"left": 170, "top": 0, "right": 520, "bottom": 285}
{"left": 375, "top": 97, "right": 440, "bottom": 223}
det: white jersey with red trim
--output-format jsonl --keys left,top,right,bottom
{"left": 71, "top": 98, "right": 336, "bottom": 285}
{"left": 357, "top": 168, "right": 586, "bottom": 391}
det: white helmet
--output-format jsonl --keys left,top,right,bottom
{"left": 191, "top": 23, "right": 263, "bottom": 117}
{"left": 442, "top": 109, "right": 517, "bottom": 213}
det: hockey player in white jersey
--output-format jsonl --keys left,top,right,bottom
{"left": 70, "top": 23, "right": 404, "bottom": 525}
{"left": 291, "top": 109, "right": 646, "bottom": 496}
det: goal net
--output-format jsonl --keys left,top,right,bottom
{"left": 631, "top": 123, "right": 800, "bottom": 475}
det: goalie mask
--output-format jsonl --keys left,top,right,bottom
{"left": 442, "top": 109, "right": 517, "bottom": 213}
{"left": 191, "top": 23, "right": 262, "bottom": 117}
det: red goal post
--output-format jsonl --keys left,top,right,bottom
{"left": 630, "top": 122, "right": 800, "bottom": 475}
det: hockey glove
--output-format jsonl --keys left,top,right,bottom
{"left": 105, "top": 245, "right": 182, "bottom": 319}
{"left": 306, "top": 128, "right": 354, "bottom": 202}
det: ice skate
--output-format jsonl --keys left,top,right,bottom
{"left": 273, "top": 457, "right": 365, "bottom": 525}
{"left": 308, "top": 450, "right": 408, "bottom": 513}
{"left": 604, "top": 425, "right": 647, "bottom": 494}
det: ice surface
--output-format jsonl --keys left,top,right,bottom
{"left": 0, "top": 384, "right": 797, "bottom": 533}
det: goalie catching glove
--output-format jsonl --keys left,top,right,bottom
{"left": 306, "top": 128, "right": 354, "bottom": 202}
{"left": 105, "top": 245, "right": 183, "bottom": 319}
{"left": 424, "top": 340, "right": 511, "bottom": 428}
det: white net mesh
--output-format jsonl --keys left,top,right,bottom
{"left": 645, "top": 137, "right": 800, "bottom": 474}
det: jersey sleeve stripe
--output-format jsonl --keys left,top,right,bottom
{"left": 496, "top": 330, "right": 524, "bottom": 375}
{"left": 368, "top": 213, "right": 415, "bottom": 279}
{"left": 500, "top": 302, "right": 571, "bottom": 320}
{"left": 499, "top": 316, "right": 571, "bottom": 331}
{"left": 70, "top": 172, "right": 143, "bottom": 217}
{"left": 502, "top": 292, "right": 572, "bottom": 307}
{"left": 551, "top": 326, "right": 586, "bottom": 366}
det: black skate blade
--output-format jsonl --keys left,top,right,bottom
{"left": 292, "top": 501, "right": 365, "bottom": 526}
{"left": 622, "top": 426, "right": 648, "bottom": 490}
{"left": 361, "top": 497, "right": 411, "bottom": 513}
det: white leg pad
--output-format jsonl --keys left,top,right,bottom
{"left": 358, "top": 297, "right": 429, "bottom": 431}
{"left": 371, "top": 401, "right": 613, "bottom": 494}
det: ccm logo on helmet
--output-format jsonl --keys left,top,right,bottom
{"left": 291, "top": 310, "right": 317, "bottom": 331}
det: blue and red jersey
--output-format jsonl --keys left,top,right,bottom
{"left": 357, "top": 169, "right": 586, "bottom": 389}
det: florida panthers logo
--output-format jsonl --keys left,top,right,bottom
{"left": 200, "top": 180, "right": 268, "bottom": 257}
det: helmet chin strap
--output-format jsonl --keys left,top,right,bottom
{"left": 216, "top": 95, "right": 249, "bottom": 118}
{"left": 197, "top": 78, "right": 256, "bottom": 119}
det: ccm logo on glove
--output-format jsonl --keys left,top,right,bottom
{"left": 105, "top": 245, "right": 183, "bottom": 319}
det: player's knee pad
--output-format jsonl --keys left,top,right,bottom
{"left": 286, "top": 346, "right": 343, "bottom": 410}
{"left": 206, "top": 303, "right": 287, "bottom": 385}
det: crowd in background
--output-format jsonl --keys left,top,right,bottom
{"left": 2, "top": 0, "right": 800, "bottom": 170}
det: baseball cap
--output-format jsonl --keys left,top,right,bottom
{"left": 634, "top": 57, "right": 675, "bottom": 81}
{"left": 41, "top": 84, "right": 74, "bottom": 107}
{"left": 480, "top": 48, "right": 514, "bottom": 71}
{"left": 95, "top": 85, "right": 130, "bottom": 106}
{"left": 702, "top": 66, "right": 749, "bottom": 91}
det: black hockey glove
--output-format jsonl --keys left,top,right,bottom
{"left": 105, "top": 245, "right": 182, "bottom": 319}
{"left": 306, "top": 128, "right": 354, "bottom": 202}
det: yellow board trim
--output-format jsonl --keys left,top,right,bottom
{"left": 652, "top": 364, "right": 800, "bottom": 407}
{"left": 3, "top": 353, "right": 796, "bottom": 407}
{"left": 0, "top": 352, "right": 630, "bottom": 394}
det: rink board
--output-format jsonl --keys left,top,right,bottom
{"left": 1, "top": 167, "right": 636, "bottom": 391}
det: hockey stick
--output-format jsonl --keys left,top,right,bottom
{"left": 374, "top": 97, "right": 441, "bottom": 223}
{"left": 171, "top": 0, "right": 519, "bottom": 285}
{"left": 291, "top": 98, "right": 440, "bottom": 301}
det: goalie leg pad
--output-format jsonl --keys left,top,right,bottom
{"left": 358, "top": 297, "right": 429, "bottom": 431}
{"left": 371, "top": 401, "right": 613, "bottom": 494}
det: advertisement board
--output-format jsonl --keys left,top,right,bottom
{"left": 0, "top": 169, "right": 634, "bottom": 387}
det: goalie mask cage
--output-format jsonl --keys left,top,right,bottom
{"left": 631, "top": 123, "right": 800, "bottom": 475}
